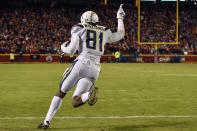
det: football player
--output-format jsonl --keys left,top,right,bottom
{"left": 38, "top": 4, "right": 125, "bottom": 129}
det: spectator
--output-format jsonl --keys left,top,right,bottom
{"left": 115, "top": 50, "right": 120, "bottom": 63}
{"left": 10, "top": 51, "right": 14, "bottom": 63}
{"left": 0, "top": 2, "right": 196, "bottom": 55}
{"left": 19, "top": 51, "right": 23, "bottom": 63}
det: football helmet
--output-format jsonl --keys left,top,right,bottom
{"left": 80, "top": 11, "right": 99, "bottom": 24}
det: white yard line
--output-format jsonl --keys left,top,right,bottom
{"left": 99, "top": 90, "right": 128, "bottom": 92}
{"left": 68, "top": 90, "right": 128, "bottom": 93}
{"left": 162, "top": 74, "right": 197, "bottom": 77}
{"left": 99, "top": 98, "right": 189, "bottom": 101}
{"left": 140, "top": 71, "right": 161, "bottom": 73}
{"left": 0, "top": 115, "right": 197, "bottom": 120}
{"left": 119, "top": 90, "right": 128, "bottom": 92}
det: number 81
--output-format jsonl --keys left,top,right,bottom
{"left": 86, "top": 30, "right": 103, "bottom": 52}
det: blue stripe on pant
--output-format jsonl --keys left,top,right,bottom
{"left": 59, "top": 60, "right": 78, "bottom": 89}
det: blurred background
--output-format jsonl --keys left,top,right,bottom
{"left": 1, "top": 2, "right": 197, "bottom": 130}
{"left": 0, "top": 0, "right": 197, "bottom": 63}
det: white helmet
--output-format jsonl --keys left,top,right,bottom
{"left": 80, "top": 11, "right": 99, "bottom": 24}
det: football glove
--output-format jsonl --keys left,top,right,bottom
{"left": 117, "top": 4, "right": 125, "bottom": 20}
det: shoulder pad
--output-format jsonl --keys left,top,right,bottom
{"left": 71, "top": 24, "right": 84, "bottom": 35}
{"left": 74, "top": 24, "right": 84, "bottom": 28}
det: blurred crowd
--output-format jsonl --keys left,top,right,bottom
{"left": 0, "top": 2, "right": 197, "bottom": 55}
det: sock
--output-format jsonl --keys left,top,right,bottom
{"left": 44, "top": 96, "right": 62, "bottom": 123}
{"left": 81, "top": 92, "right": 89, "bottom": 103}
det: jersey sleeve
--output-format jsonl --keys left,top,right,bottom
{"left": 105, "top": 28, "right": 113, "bottom": 43}
{"left": 106, "top": 19, "right": 125, "bottom": 43}
{"left": 71, "top": 24, "right": 84, "bottom": 35}
{"left": 106, "top": 29, "right": 124, "bottom": 43}
{"left": 61, "top": 33, "right": 79, "bottom": 55}
{"left": 61, "top": 24, "right": 84, "bottom": 55}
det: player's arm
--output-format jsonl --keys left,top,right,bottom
{"left": 61, "top": 34, "right": 79, "bottom": 55}
{"left": 107, "top": 4, "right": 125, "bottom": 43}
{"left": 61, "top": 24, "right": 83, "bottom": 55}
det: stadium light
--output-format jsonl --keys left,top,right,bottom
{"left": 104, "top": 0, "right": 107, "bottom": 6}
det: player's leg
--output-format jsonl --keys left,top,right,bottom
{"left": 72, "top": 78, "right": 93, "bottom": 107}
{"left": 38, "top": 60, "right": 80, "bottom": 129}
{"left": 72, "top": 60, "right": 100, "bottom": 107}
{"left": 41, "top": 91, "right": 66, "bottom": 125}
{"left": 38, "top": 91, "right": 65, "bottom": 129}
{"left": 88, "top": 84, "right": 98, "bottom": 106}
{"left": 80, "top": 64, "right": 100, "bottom": 106}
{"left": 72, "top": 64, "right": 100, "bottom": 107}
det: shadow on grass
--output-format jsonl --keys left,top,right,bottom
{"left": 42, "top": 126, "right": 106, "bottom": 131}
{"left": 113, "top": 120, "right": 189, "bottom": 131}
{"left": 36, "top": 120, "right": 191, "bottom": 131}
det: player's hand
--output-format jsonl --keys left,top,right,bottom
{"left": 117, "top": 4, "right": 125, "bottom": 20}
{"left": 61, "top": 41, "right": 69, "bottom": 51}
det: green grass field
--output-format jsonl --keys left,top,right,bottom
{"left": 0, "top": 63, "right": 197, "bottom": 131}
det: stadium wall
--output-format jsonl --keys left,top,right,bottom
{"left": 0, "top": 54, "right": 197, "bottom": 63}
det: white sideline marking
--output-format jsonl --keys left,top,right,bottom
{"left": 162, "top": 74, "right": 197, "bottom": 77}
{"left": 99, "top": 99, "right": 186, "bottom": 102}
{"left": 119, "top": 90, "right": 128, "bottom": 92}
{"left": 1, "top": 115, "right": 197, "bottom": 120}
{"left": 100, "top": 90, "right": 128, "bottom": 92}
{"left": 68, "top": 90, "right": 128, "bottom": 93}
{"left": 140, "top": 71, "right": 161, "bottom": 73}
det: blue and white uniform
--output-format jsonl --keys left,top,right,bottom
{"left": 61, "top": 19, "right": 124, "bottom": 97}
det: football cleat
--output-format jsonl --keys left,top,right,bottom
{"left": 88, "top": 85, "right": 98, "bottom": 106}
{"left": 37, "top": 121, "right": 50, "bottom": 129}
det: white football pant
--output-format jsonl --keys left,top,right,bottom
{"left": 59, "top": 60, "right": 99, "bottom": 97}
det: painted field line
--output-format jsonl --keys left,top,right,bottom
{"left": 1, "top": 115, "right": 197, "bottom": 120}
{"left": 140, "top": 70, "right": 161, "bottom": 73}
{"left": 99, "top": 99, "right": 189, "bottom": 102}
{"left": 162, "top": 74, "right": 197, "bottom": 77}
{"left": 68, "top": 90, "right": 128, "bottom": 93}
{"left": 103, "top": 90, "right": 128, "bottom": 92}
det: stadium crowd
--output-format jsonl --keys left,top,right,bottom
{"left": 0, "top": 2, "right": 197, "bottom": 55}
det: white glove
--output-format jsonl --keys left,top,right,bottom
{"left": 61, "top": 41, "right": 69, "bottom": 52}
{"left": 117, "top": 4, "right": 125, "bottom": 20}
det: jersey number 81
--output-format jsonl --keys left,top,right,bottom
{"left": 86, "top": 29, "right": 103, "bottom": 52}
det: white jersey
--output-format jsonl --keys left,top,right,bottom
{"left": 44, "top": 7, "right": 125, "bottom": 124}
{"left": 71, "top": 23, "right": 112, "bottom": 63}
{"left": 59, "top": 23, "right": 113, "bottom": 94}
{"left": 61, "top": 21, "right": 124, "bottom": 71}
